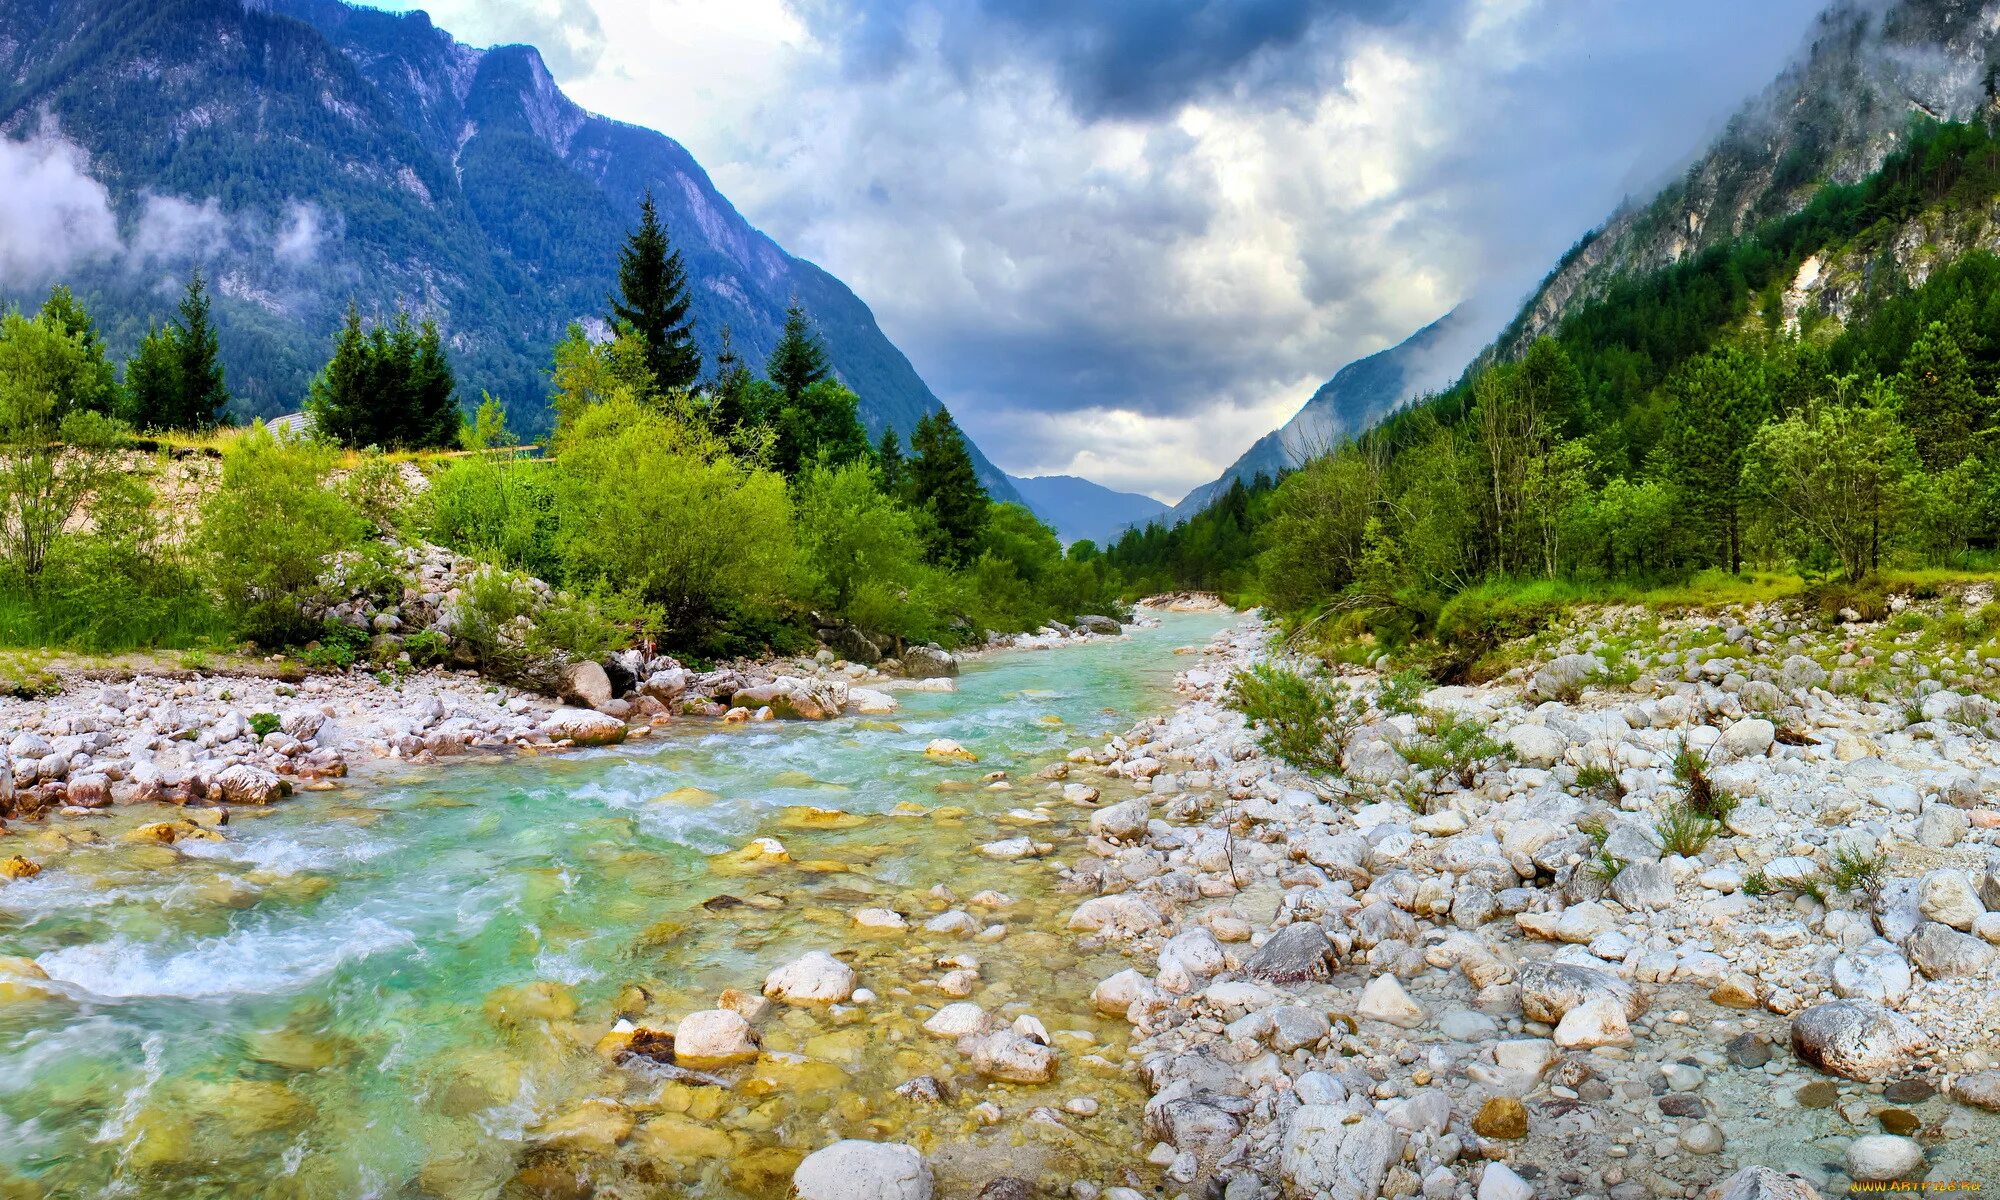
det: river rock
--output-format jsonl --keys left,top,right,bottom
{"left": 1831, "top": 941, "right": 1913, "bottom": 1004}
{"left": 923, "top": 1003, "right": 992, "bottom": 1039}
{"left": 1904, "top": 920, "right": 1995, "bottom": 978}
{"left": 1477, "top": 1162, "right": 1534, "bottom": 1200}
{"left": 1471, "top": 1096, "right": 1527, "bottom": 1139}
{"left": 213, "top": 764, "right": 287, "bottom": 806}
{"left": 791, "top": 1140, "right": 933, "bottom": 1200}
{"left": 1279, "top": 1108, "right": 1401, "bottom": 1200}
{"left": 1517, "top": 960, "right": 1640, "bottom": 1022}
{"left": 1091, "top": 797, "right": 1151, "bottom": 839}
{"left": 958, "top": 1029, "right": 1056, "bottom": 1083}
{"left": 1356, "top": 974, "right": 1426, "bottom": 1028}
{"left": 763, "top": 951, "right": 857, "bottom": 1005}
{"left": 1789, "top": 1001, "right": 1931, "bottom": 1081}
{"left": 1554, "top": 996, "right": 1632, "bottom": 1048}
{"left": 1530, "top": 654, "right": 1603, "bottom": 701}
{"left": 1077, "top": 614, "right": 1122, "bottom": 635}
{"left": 1068, "top": 893, "right": 1165, "bottom": 937}
{"left": 1156, "top": 928, "right": 1226, "bottom": 993}
{"left": 1703, "top": 1167, "right": 1825, "bottom": 1200}
{"left": 1949, "top": 1070, "right": 2000, "bottom": 1110}
{"left": 1093, "top": 968, "right": 1157, "bottom": 1016}
{"left": 537, "top": 708, "right": 626, "bottom": 747}
{"left": 1720, "top": 718, "right": 1776, "bottom": 758}
{"left": 560, "top": 661, "right": 614, "bottom": 709}
{"left": 902, "top": 646, "right": 958, "bottom": 678}
{"left": 1915, "top": 870, "right": 1984, "bottom": 930}
{"left": 1845, "top": 1134, "right": 1925, "bottom": 1181}
{"left": 673, "top": 1009, "right": 759, "bottom": 1066}
{"left": 1504, "top": 724, "right": 1566, "bottom": 767}
{"left": 1610, "top": 859, "right": 1675, "bottom": 909}
{"left": 1246, "top": 922, "right": 1334, "bottom": 983}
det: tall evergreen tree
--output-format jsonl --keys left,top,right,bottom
{"left": 305, "top": 303, "right": 459, "bottom": 449}
{"left": 1661, "top": 344, "right": 1770, "bottom": 575}
{"left": 124, "top": 325, "right": 181, "bottom": 430}
{"left": 708, "top": 325, "right": 759, "bottom": 432}
{"left": 767, "top": 300, "right": 830, "bottom": 402}
{"left": 909, "top": 408, "right": 989, "bottom": 564}
{"left": 174, "top": 269, "right": 229, "bottom": 429}
{"left": 610, "top": 190, "right": 701, "bottom": 393}
{"left": 877, "top": 427, "right": 906, "bottom": 495}
{"left": 1897, "top": 320, "right": 1993, "bottom": 470}
{"left": 769, "top": 379, "right": 871, "bottom": 475}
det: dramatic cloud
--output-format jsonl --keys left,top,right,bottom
{"left": 389, "top": 0, "right": 1828, "bottom": 499}
{"left": 404, "top": 0, "right": 609, "bottom": 77}
{"left": 0, "top": 130, "right": 121, "bottom": 288}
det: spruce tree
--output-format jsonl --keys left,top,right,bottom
{"left": 306, "top": 303, "right": 371, "bottom": 444}
{"left": 125, "top": 325, "right": 181, "bottom": 430}
{"left": 610, "top": 190, "right": 701, "bottom": 393}
{"left": 404, "top": 315, "right": 460, "bottom": 449}
{"left": 1898, "top": 320, "right": 1992, "bottom": 470}
{"left": 1661, "top": 345, "right": 1769, "bottom": 575}
{"left": 767, "top": 300, "right": 830, "bottom": 402}
{"left": 305, "top": 303, "right": 458, "bottom": 449}
{"left": 708, "top": 325, "right": 759, "bottom": 432}
{"left": 909, "top": 408, "right": 990, "bottom": 565}
{"left": 174, "top": 269, "right": 229, "bottom": 429}
{"left": 877, "top": 427, "right": 906, "bottom": 495}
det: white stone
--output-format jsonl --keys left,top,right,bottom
{"left": 1478, "top": 1162, "right": 1535, "bottom": 1200}
{"left": 1845, "top": 1134, "right": 1924, "bottom": 1182}
{"left": 791, "top": 1140, "right": 933, "bottom": 1200}
{"left": 763, "top": 951, "right": 857, "bottom": 1005}
{"left": 922, "top": 1002, "right": 991, "bottom": 1039}
{"left": 1356, "top": 974, "right": 1426, "bottom": 1029}
{"left": 673, "top": 1009, "right": 759, "bottom": 1065}
{"left": 1553, "top": 996, "right": 1632, "bottom": 1048}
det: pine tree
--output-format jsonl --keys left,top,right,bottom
{"left": 405, "top": 315, "right": 460, "bottom": 449}
{"left": 708, "top": 325, "right": 759, "bottom": 431}
{"left": 174, "top": 269, "right": 229, "bottom": 429}
{"left": 877, "top": 427, "right": 906, "bottom": 495}
{"left": 306, "top": 302, "right": 371, "bottom": 444}
{"left": 610, "top": 190, "right": 701, "bottom": 393}
{"left": 909, "top": 408, "right": 989, "bottom": 564}
{"left": 769, "top": 379, "right": 871, "bottom": 475}
{"left": 767, "top": 300, "right": 830, "bottom": 402}
{"left": 1898, "top": 320, "right": 1992, "bottom": 470}
{"left": 305, "top": 303, "right": 458, "bottom": 449}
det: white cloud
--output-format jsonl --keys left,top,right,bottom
{"left": 274, "top": 202, "right": 327, "bottom": 265}
{"left": 128, "top": 194, "right": 232, "bottom": 267}
{"left": 0, "top": 130, "right": 122, "bottom": 289}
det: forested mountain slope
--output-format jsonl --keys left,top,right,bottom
{"left": 0, "top": 0, "right": 1022, "bottom": 500}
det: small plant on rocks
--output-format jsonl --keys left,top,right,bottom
{"left": 1826, "top": 845, "right": 1889, "bottom": 901}
{"left": 1587, "top": 848, "right": 1629, "bottom": 883}
{"left": 1376, "top": 668, "right": 1433, "bottom": 717}
{"left": 1671, "top": 739, "right": 1738, "bottom": 821}
{"left": 1227, "top": 662, "right": 1365, "bottom": 778}
{"left": 1574, "top": 763, "right": 1622, "bottom": 803}
{"left": 247, "top": 712, "right": 282, "bottom": 739}
{"left": 1743, "top": 869, "right": 1773, "bottom": 897}
{"left": 1655, "top": 800, "right": 1723, "bottom": 857}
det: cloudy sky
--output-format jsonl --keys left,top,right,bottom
{"left": 383, "top": 0, "right": 1825, "bottom": 501}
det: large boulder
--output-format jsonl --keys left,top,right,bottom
{"left": 1076, "top": 614, "right": 1123, "bottom": 636}
{"left": 1529, "top": 654, "right": 1603, "bottom": 701}
{"left": 958, "top": 1029, "right": 1056, "bottom": 1083}
{"left": 1845, "top": 1135, "right": 1925, "bottom": 1182}
{"left": 1517, "top": 960, "right": 1641, "bottom": 1023}
{"left": 1279, "top": 1108, "right": 1401, "bottom": 1200}
{"left": 537, "top": 708, "right": 627, "bottom": 747}
{"left": 1246, "top": 923, "right": 1334, "bottom": 984}
{"left": 822, "top": 626, "right": 883, "bottom": 665}
{"left": 1903, "top": 921, "right": 1996, "bottom": 979}
{"left": 791, "top": 1140, "right": 932, "bottom": 1200}
{"left": 213, "top": 764, "right": 287, "bottom": 806}
{"left": 1790, "top": 1001, "right": 1931, "bottom": 1082}
{"left": 560, "top": 661, "right": 614, "bottom": 709}
{"left": 901, "top": 645, "right": 958, "bottom": 679}
{"left": 1719, "top": 718, "right": 1776, "bottom": 758}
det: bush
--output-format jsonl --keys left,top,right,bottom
{"left": 248, "top": 712, "right": 281, "bottom": 738}
{"left": 793, "top": 458, "right": 951, "bottom": 643}
{"left": 551, "top": 399, "right": 792, "bottom": 642}
{"left": 199, "top": 424, "right": 366, "bottom": 646}
{"left": 424, "top": 451, "right": 560, "bottom": 581}
{"left": 1226, "top": 662, "right": 1365, "bottom": 777}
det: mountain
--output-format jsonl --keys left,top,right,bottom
{"left": 1165, "top": 310, "right": 1461, "bottom": 525}
{"left": 1006, "top": 474, "right": 1168, "bottom": 547}
{"left": 1502, "top": 0, "right": 1999, "bottom": 355}
{"left": 0, "top": 0, "right": 1021, "bottom": 502}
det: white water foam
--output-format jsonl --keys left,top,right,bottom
{"left": 175, "top": 830, "right": 391, "bottom": 876}
{"left": 37, "top": 916, "right": 418, "bottom": 999}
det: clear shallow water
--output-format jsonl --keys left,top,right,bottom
{"left": 0, "top": 613, "right": 1234, "bottom": 1200}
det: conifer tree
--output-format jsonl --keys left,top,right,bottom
{"left": 174, "top": 269, "right": 229, "bottom": 429}
{"left": 877, "top": 427, "right": 906, "bottom": 495}
{"left": 1661, "top": 344, "right": 1769, "bottom": 575}
{"left": 305, "top": 303, "right": 459, "bottom": 449}
{"left": 708, "top": 325, "right": 759, "bottom": 432}
{"left": 124, "top": 325, "right": 181, "bottom": 429}
{"left": 610, "top": 190, "right": 701, "bottom": 393}
{"left": 909, "top": 408, "right": 990, "bottom": 564}
{"left": 767, "top": 300, "right": 830, "bottom": 402}
{"left": 1898, "top": 320, "right": 1993, "bottom": 470}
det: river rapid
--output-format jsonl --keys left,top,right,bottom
{"left": 0, "top": 612, "right": 1235, "bottom": 1200}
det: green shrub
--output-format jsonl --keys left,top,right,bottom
{"left": 1226, "top": 662, "right": 1364, "bottom": 777}
{"left": 1574, "top": 763, "right": 1622, "bottom": 802}
{"left": 1655, "top": 800, "right": 1723, "bottom": 857}
{"left": 1401, "top": 709, "right": 1505, "bottom": 806}
{"left": 248, "top": 712, "right": 281, "bottom": 738}
{"left": 793, "top": 458, "right": 951, "bottom": 643}
{"left": 403, "top": 629, "right": 450, "bottom": 667}
{"left": 424, "top": 450, "right": 559, "bottom": 581}
{"left": 200, "top": 424, "right": 365, "bottom": 646}
{"left": 1377, "top": 668, "right": 1433, "bottom": 716}
{"left": 551, "top": 399, "right": 791, "bottom": 642}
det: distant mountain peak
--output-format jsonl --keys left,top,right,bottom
{"left": 1006, "top": 473, "right": 1169, "bottom": 546}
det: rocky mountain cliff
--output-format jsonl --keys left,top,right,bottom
{"left": 1502, "top": 0, "right": 2000, "bottom": 356}
{"left": 0, "top": 0, "right": 1021, "bottom": 501}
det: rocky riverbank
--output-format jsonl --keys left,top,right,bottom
{"left": 1018, "top": 598, "right": 2000, "bottom": 1199}
{"left": 0, "top": 611, "right": 1145, "bottom": 849}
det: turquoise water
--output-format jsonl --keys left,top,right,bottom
{"left": 0, "top": 613, "right": 1233, "bottom": 1199}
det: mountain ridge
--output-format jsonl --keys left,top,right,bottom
{"left": 0, "top": 0, "right": 1022, "bottom": 501}
{"left": 1004, "top": 474, "right": 1168, "bottom": 547}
